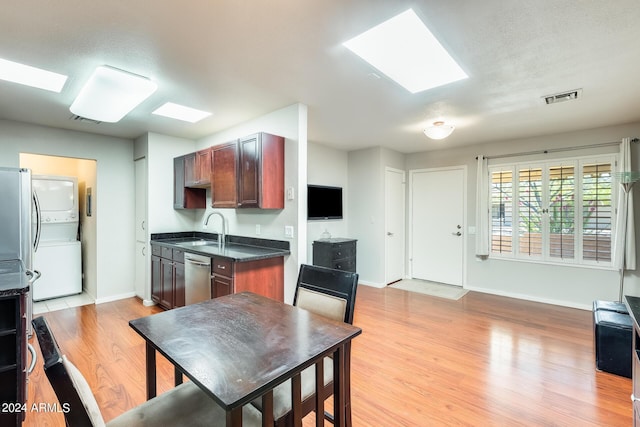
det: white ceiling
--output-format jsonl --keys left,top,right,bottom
{"left": 1, "top": 1, "right": 639, "bottom": 153}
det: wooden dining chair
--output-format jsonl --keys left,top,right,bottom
{"left": 31, "top": 316, "right": 263, "bottom": 427}
{"left": 251, "top": 264, "right": 359, "bottom": 426}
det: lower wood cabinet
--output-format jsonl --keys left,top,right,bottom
{"left": 210, "top": 256, "right": 284, "bottom": 302}
{"left": 151, "top": 245, "right": 185, "bottom": 310}
{"left": 153, "top": 244, "right": 285, "bottom": 308}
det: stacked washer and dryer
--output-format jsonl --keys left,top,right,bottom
{"left": 32, "top": 175, "right": 82, "bottom": 301}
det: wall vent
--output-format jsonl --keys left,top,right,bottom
{"left": 543, "top": 89, "right": 582, "bottom": 105}
{"left": 70, "top": 114, "right": 102, "bottom": 124}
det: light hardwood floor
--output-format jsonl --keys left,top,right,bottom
{"left": 24, "top": 286, "right": 632, "bottom": 426}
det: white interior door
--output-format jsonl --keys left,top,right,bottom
{"left": 385, "top": 168, "right": 405, "bottom": 284}
{"left": 411, "top": 167, "right": 465, "bottom": 286}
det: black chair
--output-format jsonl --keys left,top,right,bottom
{"left": 251, "top": 264, "right": 359, "bottom": 426}
{"left": 32, "top": 316, "right": 262, "bottom": 427}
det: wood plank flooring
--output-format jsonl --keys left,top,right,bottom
{"left": 23, "top": 286, "right": 632, "bottom": 426}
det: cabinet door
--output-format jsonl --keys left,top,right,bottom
{"left": 238, "top": 134, "right": 260, "bottom": 208}
{"left": 161, "top": 258, "right": 174, "bottom": 309}
{"left": 174, "top": 262, "right": 185, "bottom": 308}
{"left": 184, "top": 152, "right": 197, "bottom": 187}
{"left": 195, "top": 148, "right": 212, "bottom": 187}
{"left": 211, "top": 142, "right": 238, "bottom": 208}
{"left": 238, "top": 133, "right": 284, "bottom": 209}
{"left": 173, "top": 156, "right": 186, "bottom": 209}
{"left": 151, "top": 255, "right": 161, "bottom": 304}
{"left": 212, "top": 275, "right": 233, "bottom": 298}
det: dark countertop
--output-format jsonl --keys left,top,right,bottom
{"left": 625, "top": 295, "right": 640, "bottom": 329}
{"left": 0, "top": 260, "right": 30, "bottom": 296}
{"left": 151, "top": 232, "right": 290, "bottom": 263}
{"left": 314, "top": 238, "right": 357, "bottom": 244}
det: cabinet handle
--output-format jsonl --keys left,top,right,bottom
{"left": 142, "top": 246, "right": 146, "bottom": 256}
{"left": 217, "top": 265, "right": 226, "bottom": 270}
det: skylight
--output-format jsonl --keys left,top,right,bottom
{"left": 152, "top": 102, "right": 212, "bottom": 123}
{"left": 0, "top": 58, "right": 67, "bottom": 93}
{"left": 343, "top": 9, "right": 468, "bottom": 93}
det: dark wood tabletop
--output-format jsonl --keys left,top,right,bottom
{"left": 129, "top": 291, "right": 362, "bottom": 413}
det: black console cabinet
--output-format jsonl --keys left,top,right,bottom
{"left": 312, "top": 238, "right": 357, "bottom": 272}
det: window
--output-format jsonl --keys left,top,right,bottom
{"left": 489, "top": 155, "right": 616, "bottom": 267}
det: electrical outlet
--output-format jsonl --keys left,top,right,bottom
{"left": 284, "top": 225, "right": 294, "bottom": 238}
{"left": 287, "top": 186, "right": 295, "bottom": 200}
{"left": 255, "top": 224, "right": 261, "bottom": 235}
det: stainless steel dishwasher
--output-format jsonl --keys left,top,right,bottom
{"left": 184, "top": 253, "right": 212, "bottom": 305}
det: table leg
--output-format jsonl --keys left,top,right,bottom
{"left": 344, "top": 343, "right": 353, "bottom": 427}
{"left": 145, "top": 342, "right": 156, "bottom": 400}
{"left": 333, "top": 345, "right": 346, "bottom": 426}
{"left": 175, "top": 366, "right": 183, "bottom": 386}
{"left": 315, "top": 360, "right": 325, "bottom": 427}
{"left": 226, "top": 406, "right": 242, "bottom": 427}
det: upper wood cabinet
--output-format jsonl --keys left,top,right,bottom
{"left": 237, "top": 132, "right": 284, "bottom": 209}
{"left": 211, "top": 142, "right": 238, "bottom": 208}
{"left": 173, "top": 155, "right": 205, "bottom": 210}
{"left": 174, "top": 132, "right": 284, "bottom": 210}
{"left": 185, "top": 148, "right": 212, "bottom": 188}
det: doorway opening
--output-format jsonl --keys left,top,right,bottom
{"left": 19, "top": 153, "right": 97, "bottom": 312}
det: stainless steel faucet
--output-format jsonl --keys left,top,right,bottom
{"left": 203, "top": 211, "right": 227, "bottom": 249}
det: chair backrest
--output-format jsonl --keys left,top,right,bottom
{"left": 32, "top": 316, "right": 106, "bottom": 427}
{"left": 293, "top": 264, "right": 359, "bottom": 324}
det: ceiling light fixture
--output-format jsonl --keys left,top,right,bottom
{"left": 0, "top": 58, "right": 67, "bottom": 92}
{"left": 70, "top": 66, "right": 157, "bottom": 123}
{"left": 152, "top": 102, "right": 211, "bottom": 123}
{"left": 343, "top": 9, "right": 468, "bottom": 93}
{"left": 423, "top": 121, "right": 455, "bottom": 140}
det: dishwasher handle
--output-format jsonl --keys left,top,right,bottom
{"left": 185, "top": 256, "right": 211, "bottom": 268}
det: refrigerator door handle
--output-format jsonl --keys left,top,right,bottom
{"left": 26, "top": 269, "right": 41, "bottom": 283}
{"left": 27, "top": 343, "right": 37, "bottom": 374}
{"left": 33, "top": 192, "right": 42, "bottom": 252}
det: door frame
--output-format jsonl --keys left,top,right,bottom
{"left": 384, "top": 167, "right": 406, "bottom": 284}
{"left": 408, "top": 165, "right": 467, "bottom": 286}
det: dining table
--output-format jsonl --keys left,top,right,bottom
{"left": 129, "top": 291, "right": 362, "bottom": 427}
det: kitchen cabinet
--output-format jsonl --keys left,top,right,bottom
{"left": 151, "top": 245, "right": 185, "bottom": 309}
{"left": 173, "top": 155, "right": 205, "bottom": 210}
{"left": 187, "top": 147, "right": 211, "bottom": 188}
{"left": 0, "top": 292, "right": 28, "bottom": 426}
{"left": 210, "top": 256, "right": 284, "bottom": 301}
{"left": 238, "top": 132, "right": 285, "bottom": 209}
{"left": 211, "top": 257, "right": 233, "bottom": 298}
{"left": 211, "top": 142, "right": 238, "bottom": 208}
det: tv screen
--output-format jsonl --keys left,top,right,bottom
{"left": 307, "top": 185, "right": 343, "bottom": 220}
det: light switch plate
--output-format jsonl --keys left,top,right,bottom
{"left": 284, "top": 225, "right": 294, "bottom": 238}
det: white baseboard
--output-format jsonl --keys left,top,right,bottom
{"left": 142, "top": 299, "right": 155, "bottom": 307}
{"left": 465, "top": 284, "right": 591, "bottom": 311}
{"left": 94, "top": 291, "right": 137, "bottom": 305}
{"left": 359, "top": 279, "right": 386, "bottom": 289}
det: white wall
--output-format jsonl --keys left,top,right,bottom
{"left": 306, "top": 142, "right": 349, "bottom": 258}
{"left": 406, "top": 121, "right": 640, "bottom": 309}
{"left": 0, "top": 119, "right": 135, "bottom": 303}
{"left": 196, "top": 103, "right": 307, "bottom": 303}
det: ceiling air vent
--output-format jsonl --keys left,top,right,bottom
{"left": 543, "top": 89, "right": 582, "bottom": 105}
{"left": 70, "top": 114, "right": 102, "bottom": 125}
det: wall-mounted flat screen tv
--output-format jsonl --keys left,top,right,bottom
{"left": 307, "top": 185, "right": 343, "bottom": 220}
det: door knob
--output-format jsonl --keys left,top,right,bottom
{"left": 387, "top": 232, "right": 394, "bottom": 236}
{"left": 452, "top": 231, "right": 462, "bottom": 236}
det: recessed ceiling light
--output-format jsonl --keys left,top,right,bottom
{"left": 152, "top": 102, "right": 212, "bottom": 123}
{"left": 70, "top": 65, "right": 157, "bottom": 123}
{"left": 0, "top": 58, "right": 67, "bottom": 92}
{"left": 343, "top": 9, "right": 468, "bottom": 93}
